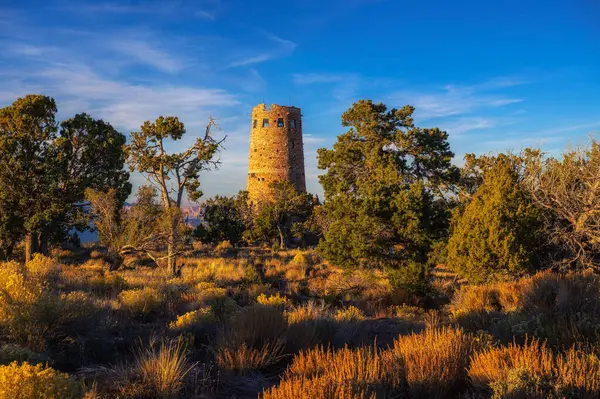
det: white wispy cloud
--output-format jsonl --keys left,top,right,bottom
{"left": 292, "top": 73, "right": 347, "bottom": 85}
{"left": 388, "top": 78, "right": 526, "bottom": 119}
{"left": 225, "top": 54, "right": 274, "bottom": 68}
{"left": 224, "top": 31, "right": 296, "bottom": 69}
{"left": 195, "top": 10, "right": 216, "bottom": 20}
{"left": 109, "top": 38, "right": 184, "bottom": 73}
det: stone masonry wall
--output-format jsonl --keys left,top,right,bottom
{"left": 247, "top": 104, "right": 306, "bottom": 203}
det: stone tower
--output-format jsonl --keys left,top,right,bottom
{"left": 247, "top": 103, "right": 306, "bottom": 203}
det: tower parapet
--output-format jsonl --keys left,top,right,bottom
{"left": 247, "top": 104, "right": 306, "bottom": 203}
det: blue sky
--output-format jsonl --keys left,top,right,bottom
{"left": 1, "top": 0, "right": 599, "bottom": 202}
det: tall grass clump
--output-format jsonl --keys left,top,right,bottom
{"left": 133, "top": 337, "right": 194, "bottom": 399}
{"left": 262, "top": 345, "right": 404, "bottom": 399}
{"left": 215, "top": 304, "right": 287, "bottom": 374}
{"left": 391, "top": 326, "right": 475, "bottom": 398}
{"left": 470, "top": 340, "right": 600, "bottom": 397}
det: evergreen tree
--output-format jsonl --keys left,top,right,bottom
{"left": 193, "top": 191, "right": 251, "bottom": 245}
{"left": 447, "top": 153, "right": 544, "bottom": 282}
{"left": 317, "top": 100, "right": 458, "bottom": 269}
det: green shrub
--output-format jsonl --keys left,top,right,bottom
{"left": 387, "top": 260, "right": 431, "bottom": 302}
{"left": 447, "top": 154, "right": 544, "bottom": 283}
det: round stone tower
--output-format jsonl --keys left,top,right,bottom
{"left": 247, "top": 103, "right": 306, "bottom": 203}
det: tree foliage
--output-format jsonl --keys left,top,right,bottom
{"left": 317, "top": 100, "right": 459, "bottom": 269}
{"left": 524, "top": 139, "right": 600, "bottom": 270}
{"left": 247, "top": 181, "right": 315, "bottom": 248}
{"left": 0, "top": 94, "right": 129, "bottom": 260}
{"left": 125, "top": 116, "right": 221, "bottom": 274}
{"left": 86, "top": 186, "right": 189, "bottom": 269}
{"left": 447, "top": 153, "right": 544, "bottom": 283}
{"left": 193, "top": 191, "right": 251, "bottom": 245}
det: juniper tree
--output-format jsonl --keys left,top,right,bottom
{"left": 125, "top": 116, "right": 221, "bottom": 275}
{"left": 317, "top": 100, "right": 459, "bottom": 269}
{"left": 0, "top": 95, "right": 129, "bottom": 261}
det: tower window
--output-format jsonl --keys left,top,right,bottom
{"left": 253, "top": 119, "right": 257, "bottom": 128}
{"left": 277, "top": 118, "right": 284, "bottom": 127}
{"left": 290, "top": 119, "right": 296, "bottom": 128}
{"left": 262, "top": 119, "right": 269, "bottom": 128}
{"left": 291, "top": 140, "right": 295, "bottom": 148}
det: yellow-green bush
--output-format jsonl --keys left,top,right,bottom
{"left": 257, "top": 293, "right": 289, "bottom": 309}
{"left": 118, "top": 287, "right": 166, "bottom": 321}
{"left": 334, "top": 306, "right": 365, "bottom": 323}
{"left": 0, "top": 264, "right": 98, "bottom": 350}
{"left": 0, "top": 361, "right": 82, "bottom": 399}
{"left": 25, "top": 254, "right": 60, "bottom": 283}
{"left": 169, "top": 308, "right": 214, "bottom": 331}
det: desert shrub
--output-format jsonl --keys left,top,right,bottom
{"left": 118, "top": 287, "right": 166, "bottom": 322}
{"left": 393, "top": 305, "right": 426, "bottom": 321}
{"left": 215, "top": 304, "right": 287, "bottom": 373}
{"left": 286, "top": 302, "right": 338, "bottom": 346}
{"left": 89, "top": 249, "right": 105, "bottom": 259}
{"left": 515, "top": 270, "right": 600, "bottom": 345}
{"left": 221, "top": 304, "right": 287, "bottom": 350}
{"left": 209, "top": 295, "right": 238, "bottom": 322}
{"left": 452, "top": 271, "right": 600, "bottom": 345}
{"left": 0, "top": 361, "right": 82, "bottom": 399}
{"left": 169, "top": 307, "right": 214, "bottom": 332}
{"left": 0, "top": 344, "right": 47, "bottom": 365}
{"left": 133, "top": 337, "right": 194, "bottom": 399}
{"left": 182, "top": 258, "right": 246, "bottom": 284}
{"left": 263, "top": 345, "right": 405, "bottom": 399}
{"left": 391, "top": 326, "right": 476, "bottom": 397}
{"left": 469, "top": 339, "right": 554, "bottom": 392}
{"left": 386, "top": 261, "right": 431, "bottom": 303}
{"left": 0, "top": 268, "right": 97, "bottom": 350}
{"left": 556, "top": 347, "right": 600, "bottom": 397}
{"left": 334, "top": 305, "right": 365, "bottom": 323}
{"left": 88, "top": 272, "right": 127, "bottom": 297}
{"left": 25, "top": 254, "right": 61, "bottom": 283}
{"left": 215, "top": 240, "right": 235, "bottom": 256}
{"left": 291, "top": 251, "right": 311, "bottom": 267}
{"left": 470, "top": 340, "right": 600, "bottom": 398}
{"left": 257, "top": 293, "right": 289, "bottom": 309}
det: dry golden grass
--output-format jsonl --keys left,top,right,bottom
{"left": 557, "top": 347, "right": 600, "bottom": 396}
{"left": 470, "top": 340, "right": 600, "bottom": 397}
{"left": 133, "top": 337, "right": 194, "bottom": 398}
{"left": 262, "top": 376, "right": 381, "bottom": 399}
{"left": 181, "top": 258, "right": 246, "bottom": 284}
{"left": 215, "top": 340, "right": 286, "bottom": 375}
{"left": 216, "top": 304, "right": 288, "bottom": 374}
{"left": 469, "top": 339, "right": 554, "bottom": 391}
{"left": 263, "top": 345, "right": 404, "bottom": 399}
{"left": 391, "top": 326, "right": 475, "bottom": 397}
